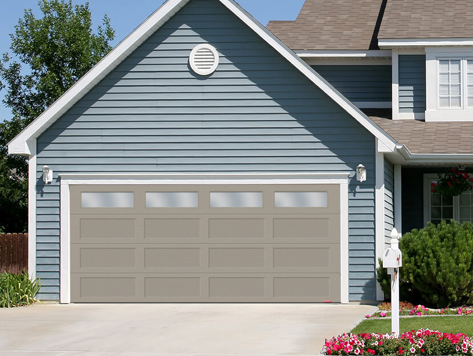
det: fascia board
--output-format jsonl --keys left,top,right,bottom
{"left": 396, "top": 145, "right": 473, "bottom": 163}
{"left": 7, "top": 0, "right": 191, "bottom": 155}
{"left": 221, "top": 0, "right": 397, "bottom": 152}
{"left": 379, "top": 38, "right": 473, "bottom": 49}
{"left": 296, "top": 50, "right": 392, "bottom": 58}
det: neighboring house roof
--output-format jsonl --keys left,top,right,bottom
{"left": 266, "top": 0, "right": 385, "bottom": 51}
{"left": 8, "top": 0, "right": 397, "bottom": 156}
{"left": 371, "top": 116, "right": 473, "bottom": 155}
{"left": 379, "top": 0, "right": 473, "bottom": 39}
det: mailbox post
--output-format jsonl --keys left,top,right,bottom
{"left": 383, "top": 228, "right": 402, "bottom": 336}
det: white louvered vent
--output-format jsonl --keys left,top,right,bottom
{"left": 190, "top": 44, "right": 219, "bottom": 76}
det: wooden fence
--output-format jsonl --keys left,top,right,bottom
{"left": 0, "top": 233, "right": 28, "bottom": 274}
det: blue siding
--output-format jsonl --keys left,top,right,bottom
{"left": 35, "top": 0, "right": 377, "bottom": 301}
{"left": 311, "top": 65, "right": 392, "bottom": 106}
{"left": 384, "top": 159, "right": 394, "bottom": 249}
{"left": 399, "top": 55, "right": 426, "bottom": 113}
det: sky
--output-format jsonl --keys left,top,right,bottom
{"left": 0, "top": 0, "right": 305, "bottom": 122}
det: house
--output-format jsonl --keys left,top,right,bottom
{"left": 7, "top": 0, "right": 473, "bottom": 303}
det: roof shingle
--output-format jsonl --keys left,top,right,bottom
{"left": 379, "top": 0, "right": 473, "bottom": 39}
{"left": 267, "top": 0, "right": 384, "bottom": 50}
{"left": 370, "top": 116, "right": 473, "bottom": 154}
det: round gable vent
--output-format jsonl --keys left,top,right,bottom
{"left": 189, "top": 44, "right": 219, "bottom": 76}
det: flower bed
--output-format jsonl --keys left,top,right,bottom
{"left": 366, "top": 305, "right": 473, "bottom": 319}
{"left": 323, "top": 329, "right": 473, "bottom": 355}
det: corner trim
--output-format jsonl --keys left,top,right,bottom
{"left": 375, "top": 141, "right": 385, "bottom": 301}
{"left": 394, "top": 165, "right": 402, "bottom": 233}
{"left": 28, "top": 140, "right": 37, "bottom": 281}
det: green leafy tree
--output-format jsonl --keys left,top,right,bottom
{"left": 0, "top": 0, "right": 115, "bottom": 232}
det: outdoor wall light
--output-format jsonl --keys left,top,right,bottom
{"left": 42, "top": 166, "right": 53, "bottom": 184}
{"left": 356, "top": 164, "right": 367, "bottom": 183}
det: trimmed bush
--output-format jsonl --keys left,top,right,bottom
{"left": 377, "top": 220, "right": 473, "bottom": 308}
{"left": 0, "top": 272, "right": 41, "bottom": 308}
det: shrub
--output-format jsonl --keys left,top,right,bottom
{"left": 0, "top": 272, "right": 41, "bottom": 308}
{"left": 323, "top": 329, "right": 473, "bottom": 355}
{"left": 377, "top": 220, "right": 473, "bottom": 308}
{"left": 401, "top": 221, "right": 473, "bottom": 308}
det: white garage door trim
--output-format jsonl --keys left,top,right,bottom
{"left": 59, "top": 173, "right": 350, "bottom": 304}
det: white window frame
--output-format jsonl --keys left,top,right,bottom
{"left": 426, "top": 48, "right": 473, "bottom": 121}
{"left": 437, "top": 58, "right": 463, "bottom": 109}
{"left": 423, "top": 173, "right": 473, "bottom": 225}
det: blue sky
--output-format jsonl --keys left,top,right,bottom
{"left": 0, "top": 0, "right": 304, "bottom": 123}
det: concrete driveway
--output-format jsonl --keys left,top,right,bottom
{"left": 0, "top": 303, "right": 376, "bottom": 356}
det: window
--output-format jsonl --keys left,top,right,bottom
{"left": 426, "top": 49, "right": 473, "bottom": 121}
{"left": 274, "top": 192, "right": 327, "bottom": 208}
{"left": 210, "top": 192, "right": 262, "bottom": 208}
{"left": 425, "top": 175, "right": 473, "bottom": 224}
{"left": 146, "top": 192, "right": 198, "bottom": 208}
{"left": 438, "top": 58, "right": 473, "bottom": 109}
{"left": 81, "top": 192, "right": 134, "bottom": 208}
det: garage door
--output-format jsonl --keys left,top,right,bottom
{"left": 70, "top": 184, "right": 341, "bottom": 303}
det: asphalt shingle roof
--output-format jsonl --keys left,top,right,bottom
{"left": 266, "top": 0, "right": 384, "bottom": 50}
{"left": 370, "top": 116, "right": 473, "bottom": 154}
{"left": 379, "top": 0, "right": 473, "bottom": 39}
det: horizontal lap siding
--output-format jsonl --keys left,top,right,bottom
{"left": 36, "top": 0, "right": 376, "bottom": 301}
{"left": 311, "top": 65, "right": 392, "bottom": 105}
{"left": 399, "top": 55, "right": 426, "bottom": 113}
{"left": 384, "top": 160, "right": 394, "bottom": 249}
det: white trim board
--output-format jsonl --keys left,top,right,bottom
{"left": 28, "top": 141, "right": 37, "bottom": 281}
{"left": 375, "top": 141, "right": 386, "bottom": 301}
{"left": 296, "top": 50, "right": 392, "bottom": 58}
{"left": 379, "top": 38, "right": 473, "bottom": 48}
{"left": 59, "top": 174, "right": 351, "bottom": 304}
{"left": 8, "top": 0, "right": 397, "bottom": 155}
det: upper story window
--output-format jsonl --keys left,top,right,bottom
{"left": 439, "top": 59, "right": 461, "bottom": 108}
{"left": 438, "top": 58, "right": 473, "bottom": 109}
{"left": 426, "top": 48, "right": 473, "bottom": 121}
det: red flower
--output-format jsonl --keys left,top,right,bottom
{"left": 465, "top": 173, "right": 470, "bottom": 179}
{"left": 421, "top": 349, "right": 425, "bottom": 353}
{"left": 399, "top": 348, "right": 404, "bottom": 354}
{"left": 448, "top": 182, "right": 452, "bottom": 186}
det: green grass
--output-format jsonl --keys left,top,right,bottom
{"left": 351, "top": 316, "right": 473, "bottom": 336}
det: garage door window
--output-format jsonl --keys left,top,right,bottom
{"left": 81, "top": 192, "right": 134, "bottom": 208}
{"left": 146, "top": 192, "right": 198, "bottom": 208}
{"left": 275, "top": 192, "right": 327, "bottom": 208}
{"left": 210, "top": 192, "right": 263, "bottom": 208}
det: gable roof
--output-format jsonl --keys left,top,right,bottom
{"left": 267, "top": 0, "right": 385, "bottom": 51}
{"left": 8, "top": 0, "right": 397, "bottom": 156}
{"left": 379, "top": 0, "right": 473, "bottom": 40}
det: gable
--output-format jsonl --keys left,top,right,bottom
{"left": 8, "top": 0, "right": 396, "bottom": 156}
{"left": 38, "top": 0, "right": 376, "bottom": 174}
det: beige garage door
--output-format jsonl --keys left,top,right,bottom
{"left": 70, "top": 184, "right": 341, "bottom": 303}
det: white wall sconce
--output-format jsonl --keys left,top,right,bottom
{"left": 356, "top": 164, "right": 367, "bottom": 182}
{"left": 42, "top": 166, "right": 53, "bottom": 184}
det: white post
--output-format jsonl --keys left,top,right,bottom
{"left": 390, "top": 268, "right": 400, "bottom": 336}
{"left": 390, "top": 229, "right": 401, "bottom": 336}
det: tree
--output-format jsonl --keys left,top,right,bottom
{"left": 0, "top": 0, "right": 115, "bottom": 232}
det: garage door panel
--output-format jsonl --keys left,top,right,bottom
{"left": 144, "top": 218, "right": 201, "bottom": 239}
{"left": 208, "top": 218, "right": 265, "bottom": 239}
{"left": 145, "top": 277, "right": 201, "bottom": 298}
{"left": 144, "top": 248, "right": 201, "bottom": 268}
{"left": 71, "top": 184, "right": 342, "bottom": 303}
{"left": 72, "top": 244, "right": 339, "bottom": 274}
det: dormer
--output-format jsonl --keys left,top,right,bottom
{"left": 378, "top": 0, "right": 473, "bottom": 122}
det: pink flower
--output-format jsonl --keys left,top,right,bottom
{"left": 380, "top": 312, "right": 387, "bottom": 317}
{"left": 366, "top": 315, "right": 371, "bottom": 318}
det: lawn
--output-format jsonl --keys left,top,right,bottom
{"left": 351, "top": 316, "right": 473, "bottom": 336}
